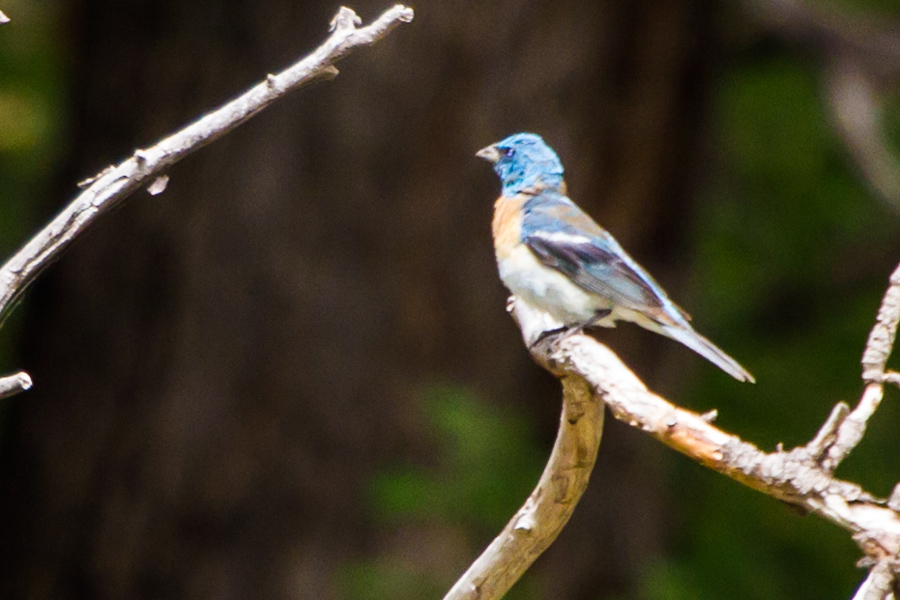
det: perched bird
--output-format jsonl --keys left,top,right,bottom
{"left": 477, "top": 132, "right": 753, "bottom": 382}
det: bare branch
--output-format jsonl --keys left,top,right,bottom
{"left": 0, "top": 4, "right": 414, "bottom": 398}
{"left": 820, "top": 261, "right": 900, "bottom": 468}
{"left": 0, "top": 372, "right": 32, "bottom": 399}
{"left": 804, "top": 401, "right": 849, "bottom": 462}
{"left": 442, "top": 360, "right": 604, "bottom": 600}
{"left": 852, "top": 557, "right": 899, "bottom": 600}
{"left": 543, "top": 330, "right": 899, "bottom": 543}
{"left": 463, "top": 257, "right": 900, "bottom": 596}
{"left": 862, "top": 262, "right": 900, "bottom": 376}
{"left": 890, "top": 485, "right": 900, "bottom": 514}
{"left": 146, "top": 175, "right": 169, "bottom": 196}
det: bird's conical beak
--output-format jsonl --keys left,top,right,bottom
{"left": 476, "top": 144, "right": 500, "bottom": 163}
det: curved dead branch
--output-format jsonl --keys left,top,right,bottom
{"left": 442, "top": 375, "right": 604, "bottom": 600}
{"left": 444, "top": 260, "right": 900, "bottom": 599}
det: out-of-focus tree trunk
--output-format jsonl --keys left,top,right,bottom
{"left": 0, "top": 0, "right": 716, "bottom": 598}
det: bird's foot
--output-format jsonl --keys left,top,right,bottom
{"left": 528, "top": 310, "right": 613, "bottom": 350}
{"left": 530, "top": 326, "right": 570, "bottom": 348}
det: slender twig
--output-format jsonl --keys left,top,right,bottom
{"left": 852, "top": 557, "right": 899, "bottom": 600}
{"left": 822, "top": 262, "right": 900, "bottom": 469}
{"left": 0, "top": 372, "right": 31, "bottom": 399}
{"left": 0, "top": 4, "right": 414, "bottom": 398}
{"left": 861, "top": 263, "right": 900, "bottom": 376}
{"left": 442, "top": 367, "right": 604, "bottom": 600}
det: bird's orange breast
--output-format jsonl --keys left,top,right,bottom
{"left": 492, "top": 195, "right": 526, "bottom": 259}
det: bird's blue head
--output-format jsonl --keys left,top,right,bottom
{"left": 476, "top": 133, "right": 564, "bottom": 196}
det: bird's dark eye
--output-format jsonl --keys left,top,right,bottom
{"left": 503, "top": 147, "right": 515, "bottom": 157}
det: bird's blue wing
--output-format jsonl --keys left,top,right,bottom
{"left": 521, "top": 191, "right": 685, "bottom": 323}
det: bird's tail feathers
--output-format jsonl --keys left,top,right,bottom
{"left": 661, "top": 324, "right": 754, "bottom": 383}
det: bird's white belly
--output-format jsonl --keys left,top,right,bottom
{"left": 497, "top": 245, "right": 613, "bottom": 325}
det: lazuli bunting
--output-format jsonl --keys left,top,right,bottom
{"left": 477, "top": 132, "right": 753, "bottom": 382}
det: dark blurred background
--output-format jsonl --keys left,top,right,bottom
{"left": 0, "top": 0, "right": 898, "bottom": 598}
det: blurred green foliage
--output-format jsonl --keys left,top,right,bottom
{"left": 341, "top": 560, "right": 452, "bottom": 600}
{"left": 822, "top": 0, "right": 900, "bottom": 16}
{"left": 341, "top": 384, "right": 545, "bottom": 600}
{"left": 368, "top": 385, "right": 544, "bottom": 530}
{"left": 0, "top": 1, "right": 66, "bottom": 368}
{"left": 0, "top": 1, "right": 67, "bottom": 240}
